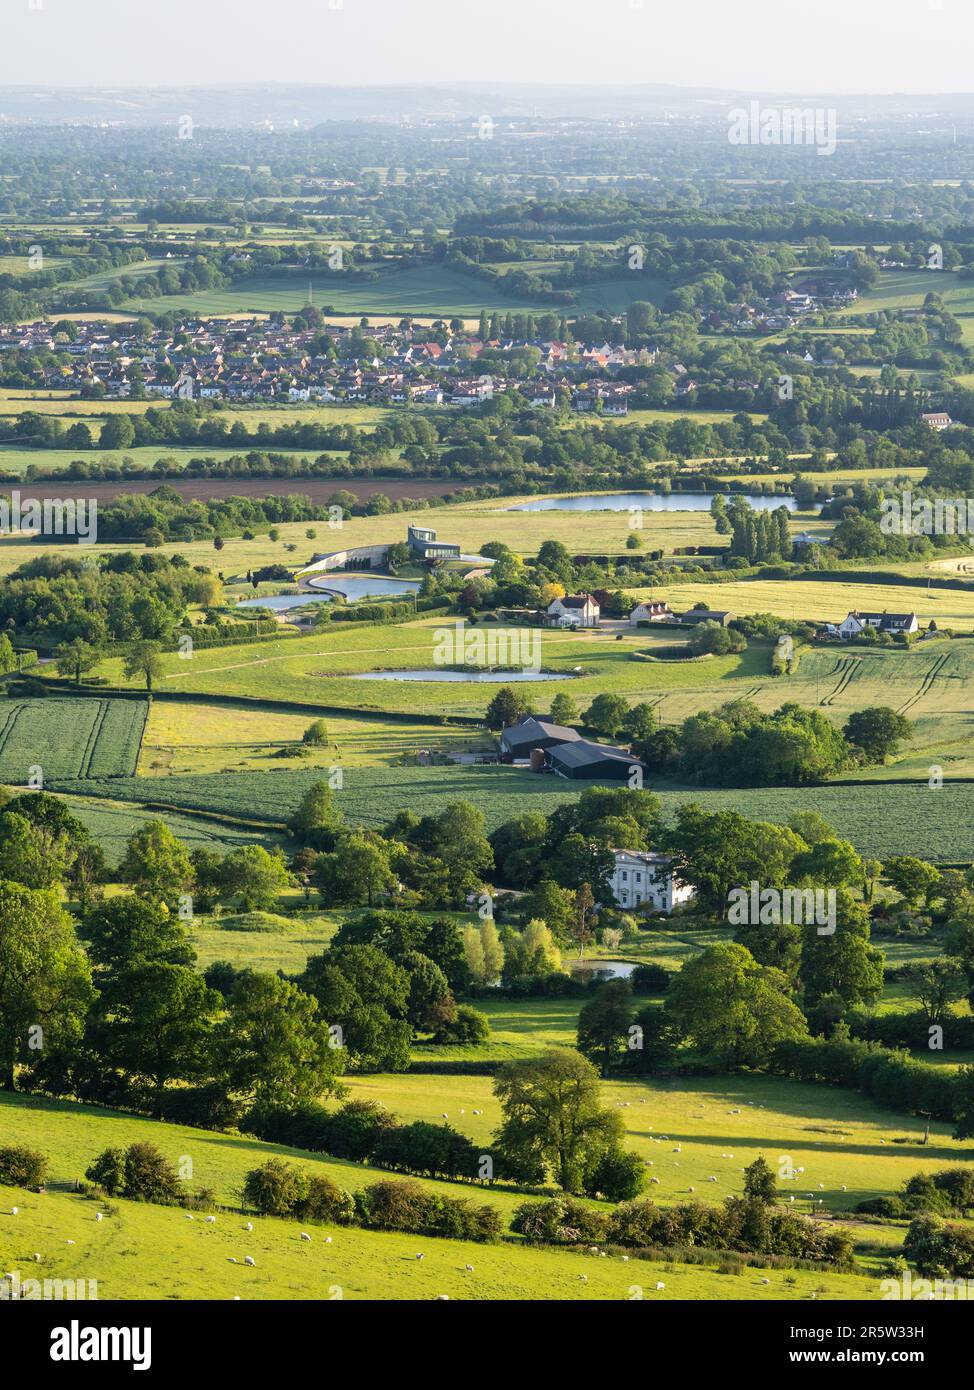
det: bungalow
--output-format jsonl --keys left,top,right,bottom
{"left": 546, "top": 594, "right": 600, "bottom": 628}
{"left": 546, "top": 739, "right": 644, "bottom": 782}
{"left": 829, "top": 610, "right": 919, "bottom": 639}
{"left": 609, "top": 850, "right": 695, "bottom": 914}
{"left": 499, "top": 715, "right": 581, "bottom": 760}
{"left": 629, "top": 600, "right": 674, "bottom": 626}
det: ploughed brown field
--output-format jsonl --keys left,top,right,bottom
{"left": 16, "top": 475, "right": 462, "bottom": 504}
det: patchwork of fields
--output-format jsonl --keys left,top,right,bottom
{"left": 0, "top": 698, "right": 147, "bottom": 783}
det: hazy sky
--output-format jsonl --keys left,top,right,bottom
{"left": 2, "top": 0, "right": 974, "bottom": 94}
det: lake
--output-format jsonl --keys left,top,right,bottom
{"left": 237, "top": 574, "right": 422, "bottom": 610}
{"left": 509, "top": 491, "right": 799, "bottom": 513}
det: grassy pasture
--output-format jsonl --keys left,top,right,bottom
{"left": 0, "top": 1090, "right": 889, "bottom": 1300}
{"left": 344, "top": 1071, "right": 970, "bottom": 1225}
{"left": 57, "top": 792, "right": 285, "bottom": 866}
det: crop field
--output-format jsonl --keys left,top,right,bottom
{"left": 0, "top": 442, "right": 325, "bottom": 480}
{"left": 0, "top": 698, "right": 147, "bottom": 782}
{"left": 48, "top": 763, "right": 974, "bottom": 859}
{"left": 57, "top": 793, "right": 285, "bottom": 866}
{"left": 841, "top": 268, "right": 974, "bottom": 317}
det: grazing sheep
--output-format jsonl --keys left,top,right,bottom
{"left": 435, "top": 1295, "right": 449, "bottom": 1300}
{"left": 622, "top": 1256, "right": 630, "bottom": 1262}
{"left": 441, "top": 1113, "right": 448, "bottom": 1120}
{"left": 760, "top": 1278, "right": 770, "bottom": 1285}
{"left": 579, "top": 1274, "right": 588, "bottom": 1282}
{"left": 708, "top": 1176, "right": 717, "bottom": 1182}
{"left": 10, "top": 1208, "right": 17, "bottom": 1217}
{"left": 650, "top": 1177, "right": 660, "bottom": 1185}
{"left": 324, "top": 1237, "right": 332, "bottom": 1244}
{"left": 465, "top": 1264, "right": 474, "bottom": 1272}
{"left": 244, "top": 1222, "right": 253, "bottom": 1232}
{"left": 66, "top": 1240, "right": 75, "bottom": 1246}
{"left": 415, "top": 1253, "right": 424, "bottom": 1261}
{"left": 94, "top": 1213, "right": 103, "bottom": 1222}
{"left": 186, "top": 1214, "right": 194, "bottom": 1220}
{"left": 841, "top": 1186, "right": 848, "bottom": 1192}
{"left": 672, "top": 1145, "right": 681, "bottom": 1153}
{"left": 205, "top": 1215, "right": 216, "bottom": 1223}
{"left": 300, "top": 1233, "right": 312, "bottom": 1243}
{"left": 228, "top": 1258, "right": 237, "bottom": 1264}
{"left": 655, "top": 1281, "right": 665, "bottom": 1291}
{"left": 688, "top": 1186, "right": 695, "bottom": 1193}
{"left": 33, "top": 1253, "right": 41, "bottom": 1262}
{"left": 244, "top": 1256, "right": 256, "bottom": 1267}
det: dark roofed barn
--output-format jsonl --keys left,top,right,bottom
{"left": 499, "top": 716, "right": 581, "bottom": 760}
{"left": 546, "top": 739, "right": 645, "bottom": 781}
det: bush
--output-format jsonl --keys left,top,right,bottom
{"left": 584, "top": 1147, "right": 647, "bottom": 1202}
{"left": 294, "top": 1174, "right": 355, "bottom": 1225}
{"left": 156, "top": 1084, "right": 241, "bottom": 1131}
{"left": 243, "top": 1159, "right": 309, "bottom": 1216}
{"left": 0, "top": 1145, "right": 48, "bottom": 1188}
{"left": 431, "top": 1004, "right": 491, "bottom": 1044}
{"left": 510, "top": 1195, "right": 609, "bottom": 1245}
{"left": 85, "top": 1143, "right": 180, "bottom": 1203}
{"left": 630, "top": 963, "right": 671, "bottom": 994}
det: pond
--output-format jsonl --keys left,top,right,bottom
{"left": 237, "top": 574, "right": 422, "bottom": 610}
{"left": 508, "top": 491, "right": 799, "bottom": 513}
{"left": 571, "top": 959, "right": 639, "bottom": 979}
{"left": 347, "top": 668, "right": 572, "bottom": 683}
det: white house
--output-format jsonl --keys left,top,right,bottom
{"left": 921, "top": 412, "right": 953, "bottom": 431}
{"left": 546, "top": 594, "right": 600, "bottom": 628}
{"left": 609, "top": 850, "right": 695, "bottom": 914}
{"left": 629, "top": 600, "right": 673, "bottom": 626}
{"left": 828, "top": 609, "right": 919, "bottom": 639}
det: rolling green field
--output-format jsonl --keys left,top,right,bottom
{"left": 0, "top": 1088, "right": 894, "bottom": 1301}
{"left": 112, "top": 265, "right": 667, "bottom": 320}
{"left": 0, "top": 698, "right": 147, "bottom": 782}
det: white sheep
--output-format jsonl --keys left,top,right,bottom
{"left": 415, "top": 1253, "right": 424, "bottom": 1261}
{"left": 10, "top": 1207, "right": 17, "bottom": 1216}
{"left": 655, "top": 1281, "right": 665, "bottom": 1291}
{"left": 94, "top": 1213, "right": 103, "bottom": 1222}
{"left": 465, "top": 1264, "right": 474, "bottom": 1272}
{"left": 186, "top": 1213, "right": 194, "bottom": 1220}
{"left": 300, "top": 1233, "right": 312, "bottom": 1242}
{"left": 244, "top": 1256, "right": 256, "bottom": 1267}
{"left": 441, "top": 1113, "right": 449, "bottom": 1120}
{"left": 435, "top": 1294, "right": 450, "bottom": 1300}
{"left": 33, "top": 1253, "right": 41, "bottom": 1262}
{"left": 761, "top": 1277, "right": 770, "bottom": 1285}
{"left": 324, "top": 1236, "right": 332, "bottom": 1244}
{"left": 244, "top": 1222, "right": 253, "bottom": 1232}
{"left": 205, "top": 1215, "right": 216, "bottom": 1223}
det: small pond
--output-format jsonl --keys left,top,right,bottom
{"left": 347, "top": 668, "right": 572, "bottom": 683}
{"left": 571, "top": 959, "right": 639, "bottom": 980}
{"left": 237, "top": 574, "right": 421, "bottom": 610}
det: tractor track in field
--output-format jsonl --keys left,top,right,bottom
{"left": 819, "top": 657, "right": 861, "bottom": 707}
{"left": 897, "top": 652, "right": 951, "bottom": 716}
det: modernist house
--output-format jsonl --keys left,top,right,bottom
{"left": 499, "top": 715, "right": 581, "bottom": 761}
{"left": 827, "top": 610, "right": 919, "bottom": 639}
{"left": 546, "top": 593, "right": 601, "bottom": 628}
{"left": 407, "top": 526, "right": 461, "bottom": 561}
{"left": 546, "top": 739, "right": 644, "bottom": 781}
{"left": 629, "top": 600, "right": 674, "bottom": 626}
{"left": 609, "top": 849, "right": 695, "bottom": 914}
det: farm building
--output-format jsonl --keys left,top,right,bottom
{"left": 629, "top": 600, "right": 674, "bottom": 625}
{"left": 499, "top": 715, "right": 581, "bottom": 760}
{"left": 546, "top": 739, "right": 644, "bottom": 781}
{"left": 609, "top": 849, "right": 695, "bottom": 914}
{"left": 546, "top": 593, "right": 600, "bottom": 628}
{"left": 827, "top": 610, "right": 919, "bottom": 639}
{"left": 678, "top": 608, "right": 736, "bottom": 627}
